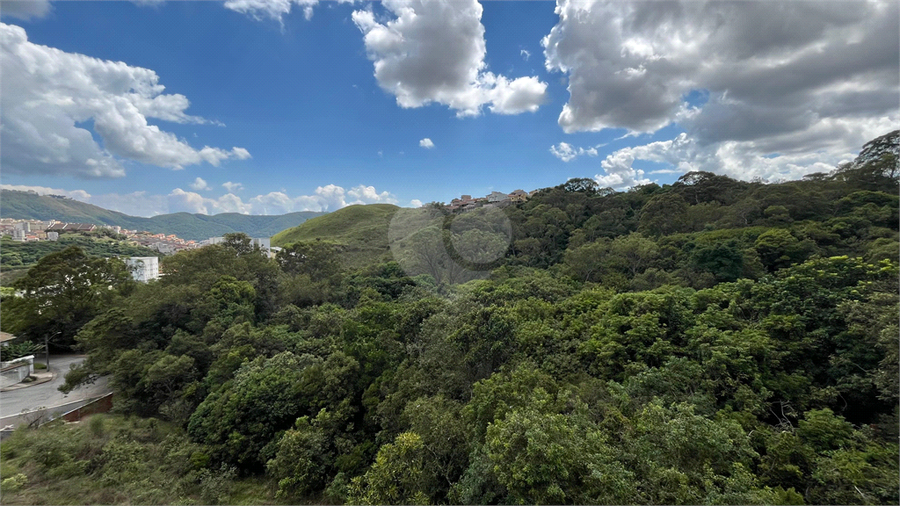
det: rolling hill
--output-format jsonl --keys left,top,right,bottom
{"left": 271, "top": 204, "right": 400, "bottom": 268}
{"left": 0, "top": 190, "right": 325, "bottom": 241}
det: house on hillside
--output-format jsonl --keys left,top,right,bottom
{"left": 487, "top": 191, "right": 509, "bottom": 203}
{"left": 508, "top": 189, "right": 528, "bottom": 202}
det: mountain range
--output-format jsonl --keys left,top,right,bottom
{"left": 0, "top": 190, "right": 324, "bottom": 241}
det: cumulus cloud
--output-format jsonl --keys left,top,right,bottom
{"left": 352, "top": 0, "right": 548, "bottom": 117}
{"left": 189, "top": 177, "right": 210, "bottom": 191}
{"left": 544, "top": 0, "right": 898, "bottom": 180}
{"left": 249, "top": 184, "right": 398, "bottom": 214}
{"left": 549, "top": 142, "right": 599, "bottom": 162}
{"left": 595, "top": 125, "right": 898, "bottom": 188}
{"left": 0, "top": 0, "right": 52, "bottom": 20}
{"left": 409, "top": 199, "right": 423, "bottom": 208}
{"left": 222, "top": 181, "right": 244, "bottom": 193}
{"left": 0, "top": 22, "right": 250, "bottom": 178}
{"left": 419, "top": 138, "right": 435, "bottom": 149}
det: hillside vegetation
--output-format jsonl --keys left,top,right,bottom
{"left": 0, "top": 190, "right": 324, "bottom": 240}
{"left": 272, "top": 204, "right": 399, "bottom": 269}
{"left": 1, "top": 132, "right": 897, "bottom": 505}
{"left": 0, "top": 232, "right": 158, "bottom": 286}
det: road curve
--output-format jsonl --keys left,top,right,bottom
{"left": 0, "top": 355, "right": 111, "bottom": 419}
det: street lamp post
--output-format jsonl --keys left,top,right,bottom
{"left": 45, "top": 331, "right": 60, "bottom": 370}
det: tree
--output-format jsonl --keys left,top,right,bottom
{"left": 347, "top": 432, "right": 430, "bottom": 505}
{"left": 638, "top": 193, "right": 689, "bottom": 236}
{"left": 563, "top": 177, "right": 600, "bottom": 194}
{"left": 691, "top": 240, "right": 745, "bottom": 282}
{"left": 6, "top": 246, "right": 133, "bottom": 348}
{"left": 754, "top": 229, "right": 815, "bottom": 272}
{"left": 485, "top": 407, "right": 635, "bottom": 504}
{"left": 276, "top": 241, "right": 340, "bottom": 281}
{"left": 610, "top": 232, "right": 660, "bottom": 277}
{"left": 267, "top": 415, "right": 332, "bottom": 499}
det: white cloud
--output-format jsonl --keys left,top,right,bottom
{"left": 549, "top": 142, "right": 598, "bottom": 162}
{"left": 231, "top": 147, "right": 252, "bottom": 160}
{"left": 222, "top": 181, "right": 244, "bottom": 193}
{"left": 352, "top": 0, "right": 548, "bottom": 117}
{"left": 543, "top": 0, "right": 898, "bottom": 181}
{"left": 189, "top": 177, "right": 210, "bottom": 191}
{"left": 594, "top": 123, "right": 898, "bottom": 188}
{"left": 0, "top": 0, "right": 52, "bottom": 20}
{"left": 224, "top": 0, "right": 316, "bottom": 23}
{"left": 224, "top": 0, "right": 357, "bottom": 23}
{"left": 419, "top": 138, "right": 435, "bottom": 149}
{"left": 409, "top": 199, "right": 423, "bottom": 208}
{"left": 0, "top": 22, "right": 250, "bottom": 178}
{"left": 249, "top": 184, "right": 397, "bottom": 214}
{"left": 520, "top": 49, "right": 531, "bottom": 61}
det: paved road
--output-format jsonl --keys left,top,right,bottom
{"left": 0, "top": 355, "right": 110, "bottom": 418}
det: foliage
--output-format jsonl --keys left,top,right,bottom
{"left": 0, "top": 414, "right": 279, "bottom": 505}
{"left": 11, "top": 132, "right": 900, "bottom": 504}
{"left": 0, "top": 340, "right": 42, "bottom": 361}
{"left": 2, "top": 246, "right": 135, "bottom": 349}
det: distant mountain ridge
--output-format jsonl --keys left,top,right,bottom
{"left": 0, "top": 190, "right": 325, "bottom": 241}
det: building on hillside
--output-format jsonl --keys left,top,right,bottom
{"left": 487, "top": 191, "right": 509, "bottom": 203}
{"left": 151, "top": 242, "right": 176, "bottom": 254}
{"left": 126, "top": 257, "right": 160, "bottom": 283}
{"left": 203, "top": 236, "right": 271, "bottom": 251}
{"left": 47, "top": 232, "right": 59, "bottom": 241}
{"left": 508, "top": 189, "right": 529, "bottom": 202}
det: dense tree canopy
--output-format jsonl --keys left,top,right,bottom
{"left": 3, "top": 133, "right": 898, "bottom": 505}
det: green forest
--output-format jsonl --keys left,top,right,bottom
{"left": 1, "top": 132, "right": 897, "bottom": 505}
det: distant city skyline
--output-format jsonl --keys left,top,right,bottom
{"left": 1, "top": 0, "right": 896, "bottom": 217}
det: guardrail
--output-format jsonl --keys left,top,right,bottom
{"left": 0, "top": 393, "right": 115, "bottom": 440}
{"left": 55, "top": 392, "right": 114, "bottom": 423}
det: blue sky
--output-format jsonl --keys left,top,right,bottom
{"left": 1, "top": 1, "right": 896, "bottom": 216}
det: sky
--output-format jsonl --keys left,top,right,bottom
{"left": 0, "top": 0, "right": 897, "bottom": 217}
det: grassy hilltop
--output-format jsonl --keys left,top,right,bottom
{"left": 272, "top": 203, "right": 400, "bottom": 269}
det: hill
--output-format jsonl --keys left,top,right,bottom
{"left": 271, "top": 203, "right": 400, "bottom": 268}
{"left": 0, "top": 190, "right": 324, "bottom": 240}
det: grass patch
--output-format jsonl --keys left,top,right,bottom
{"left": 272, "top": 204, "right": 400, "bottom": 270}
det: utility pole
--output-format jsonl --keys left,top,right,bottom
{"left": 45, "top": 331, "right": 59, "bottom": 371}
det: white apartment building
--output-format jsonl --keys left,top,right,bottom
{"left": 251, "top": 237, "right": 271, "bottom": 251}
{"left": 127, "top": 256, "right": 160, "bottom": 282}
